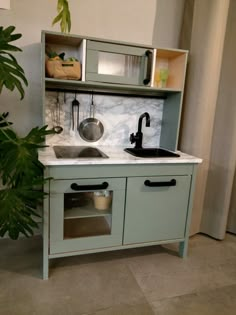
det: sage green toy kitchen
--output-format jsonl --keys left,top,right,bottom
{"left": 39, "top": 30, "right": 202, "bottom": 280}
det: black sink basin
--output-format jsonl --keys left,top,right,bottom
{"left": 124, "top": 148, "right": 180, "bottom": 158}
{"left": 53, "top": 146, "right": 109, "bottom": 159}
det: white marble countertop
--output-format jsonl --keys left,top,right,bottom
{"left": 38, "top": 145, "right": 202, "bottom": 166}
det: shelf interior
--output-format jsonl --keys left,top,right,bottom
{"left": 45, "top": 33, "right": 83, "bottom": 46}
{"left": 64, "top": 217, "right": 111, "bottom": 239}
{"left": 154, "top": 50, "right": 187, "bottom": 90}
{"left": 64, "top": 205, "right": 111, "bottom": 219}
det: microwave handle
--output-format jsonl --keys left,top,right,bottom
{"left": 143, "top": 50, "right": 153, "bottom": 85}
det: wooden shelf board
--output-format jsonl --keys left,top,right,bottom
{"left": 64, "top": 205, "right": 111, "bottom": 219}
{"left": 45, "top": 78, "right": 182, "bottom": 97}
{"left": 64, "top": 217, "right": 111, "bottom": 239}
{"left": 45, "top": 33, "right": 83, "bottom": 46}
{"left": 157, "top": 49, "right": 187, "bottom": 59}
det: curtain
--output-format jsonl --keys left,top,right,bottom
{"left": 179, "top": 0, "right": 236, "bottom": 239}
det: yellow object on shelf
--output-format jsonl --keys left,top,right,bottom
{"left": 155, "top": 68, "right": 169, "bottom": 88}
{"left": 94, "top": 195, "right": 112, "bottom": 211}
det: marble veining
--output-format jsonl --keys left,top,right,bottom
{"left": 45, "top": 92, "right": 163, "bottom": 147}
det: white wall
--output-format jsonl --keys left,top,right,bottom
{"left": 152, "top": 0, "right": 185, "bottom": 48}
{"left": 0, "top": 0, "right": 184, "bottom": 135}
{"left": 0, "top": 0, "right": 156, "bottom": 135}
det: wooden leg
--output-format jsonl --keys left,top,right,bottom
{"left": 179, "top": 239, "right": 188, "bottom": 258}
{"left": 43, "top": 179, "right": 50, "bottom": 280}
{"left": 43, "top": 210, "right": 49, "bottom": 280}
{"left": 179, "top": 166, "right": 197, "bottom": 259}
{"left": 43, "top": 251, "right": 49, "bottom": 280}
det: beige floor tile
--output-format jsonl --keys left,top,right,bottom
{"left": 126, "top": 235, "right": 236, "bottom": 302}
{"left": 224, "top": 233, "right": 236, "bottom": 251}
{"left": 1, "top": 233, "right": 236, "bottom": 315}
{"left": 151, "top": 284, "right": 236, "bottom": 315}
{"left": 0, "top": 239, "right": 146, "bottom": 315}
{"left": 85, "top": 302, "right": 154, "bottom": 315}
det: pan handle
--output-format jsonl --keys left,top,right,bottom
{"left": 72, "top": 104, "right": 75, "bottom": 131}
{"left": 91, "top": 92, "right": 94, "bottom": 118}
{"left": 72, "top": 93, "right": 79, "bottom": 131}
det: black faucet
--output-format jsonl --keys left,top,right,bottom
{"left": 130, "top": 112, "right": 150, "bottom": 149}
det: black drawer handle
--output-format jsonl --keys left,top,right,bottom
{"left": 143, "top": 50, "right": 153, "bottom": 85}
{"left": 70, "top": 181, "right": 109, "bottom": 191}
{"left": 144, "top": 179, "right": 176, "bottom": 187}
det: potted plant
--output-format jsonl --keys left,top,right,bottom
{"left": 0, "top": 26, "right": 54, "bottom": 239}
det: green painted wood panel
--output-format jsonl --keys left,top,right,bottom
{"left": 87, "top": 40, "right": 150, "bottom": 55}
{"left": 85, "top": 49, "right": 98, "bottom": 73}
{"left": 43, "top": 178, "right": 50, "bottom": 280}
{"left": 179, "top": 164, "right": 198, "bottom": 257}
{"left": 48, "top": 164, "right": 194, "bottom": 180}
{"left": 160, "top": 92, "right": 182, "bottom": 151}
{"left": 86, "top": 40, "right": 148, "bottom": 85}
{"left": 49, "top": 177, "right": 126, "bottom": 254}
{"left": 86, "top": 72, "right": 143, "bottom": 86}
{"left": 43, "top": 30, "right": 186, "bottom": 52}
{"left": 45, "top": 78, "right": 181, "bottom": 96}
{"left": 123, "top": 175, "right": 191, "bottom": 244}
{"left": 49, "top": 237, "right": 185, "bottom": 259}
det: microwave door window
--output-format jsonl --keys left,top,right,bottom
{"left": 98, "top": 52, "right": 141, "bottom": 78}
{"left": 125, "top": 55, "right": 140, "bottom": 78}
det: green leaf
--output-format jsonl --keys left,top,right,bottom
{"left": 0, "top": 112, "right": 12, "bottom": 128}
{"left": 0, "top": 54, "right": 25, "bottom": 73}
{"left": 9, "top": 34, "right": 22, "bottom": 42}
{"left": 0, "top": 187, "right": 43, "bottom": 239}
{"left": 3, "top": 26, "right": 16, "bottom": 37}
{"left": 0, "top": 26, "right": 27, "bottom": 99}
{"left": 0, "top": 43, "right": 22, "bottom": 51}
{"left": 57, "top": 0, "right": 63, "bottom": 12}
{"left": 52, "top": 0, "right": 71, "bottom": 33}
{"left": 52, "top": 11, "right": 63, "bottom": 26}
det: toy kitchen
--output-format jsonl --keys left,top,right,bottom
{"left": 39, "top": 30, "right": 202, "bottom": 279}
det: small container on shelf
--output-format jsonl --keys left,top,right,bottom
{"left": 46, "top": 58, "right": 81, "bottom": 80}
{"left": 93, "top": 190, "right": 112, "bottom": 211}
{"left": 155, "top": 68, "right": 169, "bottom": 88}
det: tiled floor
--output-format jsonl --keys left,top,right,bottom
{"left": 1, "top": 233, "right": 236, "bottom": 315}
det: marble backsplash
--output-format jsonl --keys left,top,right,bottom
{"left": 45, "top": 92, "right": 164, "bottom": 147}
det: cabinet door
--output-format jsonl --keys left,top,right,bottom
{"left": 123, "top": 175, "right": 191, "bottom": 244}
{"left": 86, "top": 40, "right": 153, "bottom": 86}
{"left": 50, "top": 177, "right": 126, "bottom": 254}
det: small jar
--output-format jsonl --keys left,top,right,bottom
{"left": 94, "top": 190, "right": 112, "bottom": 210}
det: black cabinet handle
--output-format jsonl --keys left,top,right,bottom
{"left": 144, "top": 179, "right": 176, "bottom": 187}
{"left": 70, "top": 181, "right": 109, "bottom": 191}
{"left": 143, "top": 50, "right": 153, "bottom": 85}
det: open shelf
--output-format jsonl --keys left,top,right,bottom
{"left": 45, "top": 33, "right": 83, "bottom": 46}
{"left": 64, "top": 217, "right": 111, "bottom": 239}
{"left": 64, "top": 205, "right": 111, "bottom": 219}
{"left": 153, "top": 49, "right": 188, "bottom": 90}
{"left": 45, "top": 78, "right": 181, "bottom": 97}
{"left": 43, "top": 31, "right": 187, "bottom": 97}
{"left": 44, "top": 33, "right": 86, "bottom": 81}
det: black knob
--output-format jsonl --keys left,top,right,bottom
{"left": 130, "top": 133, "right": 135, "bottom": 144}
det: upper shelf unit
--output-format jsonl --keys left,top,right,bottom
{"left": 153, "top": 49, "right": 188, "bottom": 90}
{"left": 42, "top": 31, "right": 188, "bottom": 96}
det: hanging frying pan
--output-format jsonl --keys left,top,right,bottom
{"left": 78, "top": 93, "right": 104, "bottom": 142}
